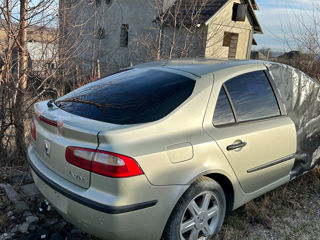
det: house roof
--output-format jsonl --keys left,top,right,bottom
{"left": 250, "top": 0, "right": 259, "bottom": 10}
{"left": 245, "top": 0, "right": 262, "bottom": 33}
{"left": 158, "top": 0, "right": 262, "bottom": 34}
{"left": 252, "top": 37, "right": 257, "bottom": 45}
{"left": 159, "top": 0, "right": 229, "bottom": 26}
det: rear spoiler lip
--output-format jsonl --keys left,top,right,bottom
{"left": 39, "top": 115, "right": 59, "bottom": 127}
{"left": 34, "top": 101, "right": 121, "bottom": 133}
{"left": 34, "top": 102, "right": 63, "bottom": 127}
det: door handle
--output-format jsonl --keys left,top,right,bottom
{"left": 227, "top": 141, "right": 247, "bottom": 151}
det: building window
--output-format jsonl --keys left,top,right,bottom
{"left": 120, "top": 24, "right": 129, "bottom": 48}
{"left": 223, "top": 32, "right": 239, "bottom": 59}
{"left": 232, "top": 3, "right": 247, "bottom": 22}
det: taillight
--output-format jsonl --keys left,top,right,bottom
{"left": 65, "top": 147, "right": 143, "bottom": 178}
{"left": 92, "top": 151, "right": 143, "bottom": 178}
{"left": 66, "top": 147, "right": 94, "bottom": 171}
{"left": 30, "top": 118, "right": 36, "bottom": 140}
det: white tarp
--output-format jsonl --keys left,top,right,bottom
{"left": 268, "top": 63, "right": 320, "bottom": 178}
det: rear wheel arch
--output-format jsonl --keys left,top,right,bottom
{"left": 186, "top": 172, "right": 235, "bottom": 212}
{"left": 162, "top": 176, "right": 226, "bottom": 240}
{"left": 205, "top": 173, "right": 234, "bottom": 212}
{"left": 161, "top": 173, "right": 235, "bottom": 239}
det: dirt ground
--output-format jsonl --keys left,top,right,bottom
{"left": 0, "top": 167, "right": 320, "bottom": 240}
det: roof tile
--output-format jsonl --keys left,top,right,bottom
{"left": 161, "top": 0, "right": 229, "bottom": 25}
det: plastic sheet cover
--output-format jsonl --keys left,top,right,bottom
{"left": 267, "top": 63, "right": 320, "bottom": 178}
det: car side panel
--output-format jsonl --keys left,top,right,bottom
{"left": 208, "top": 117, "right": 296, "bottom": 193}
{"left": 135, "top": 133, "right": 240, "bottom": 186}
{"left": 203, "top": 64, "right": 297, "bottom": 193}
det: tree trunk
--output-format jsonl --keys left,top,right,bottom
{"left": 58, "top": 0, "right": 67, "bottom": 96}
{"left": 14, "top": 0, "right": 28, "bottom": 162}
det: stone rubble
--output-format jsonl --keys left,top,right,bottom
{"left": 0, "top": 171, "right": 99, "bottom": 240}
{"left": 0, "top": 184, "right": 29, "bottom": 212}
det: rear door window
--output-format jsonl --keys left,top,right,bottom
{"left": 213, "top": 87, "right": 235, "bottom": 126}
{"left": 224, "top": 71, "right": 280, "bottom": 122}
{"left": 56, "top": 68, "right": 195, "bottom": 124}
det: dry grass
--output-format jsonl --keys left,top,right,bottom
{"left": 216, "top": 169, "right": 320, "bottom": 240}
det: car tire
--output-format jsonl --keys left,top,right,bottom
{"left": 162, "top": 176, "right": 226, "bottom": 240}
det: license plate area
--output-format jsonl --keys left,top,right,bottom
{"left": 34, "top": 173, "right": 68, "bottom": 214}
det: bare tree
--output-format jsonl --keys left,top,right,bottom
{"left": 14, "top": 0, "right": 28, "bottom": 158}
{"left": 58, "top": 0, "right": 120, "bottom": 86}
{"left": 0, "top": 0, "right": 121, "bottom": 164}
{"left": 131, "top": 0, "right": 241, "bottom": 63}
{"left": 281, "top": 1, "right": 320, "bottom": 81}
{"left": 0, "top": 0, "right": 60, "bottom": 163}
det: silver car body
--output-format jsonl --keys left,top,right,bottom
{"left": 28, "top": 59, "right": 298, "bottom": 240}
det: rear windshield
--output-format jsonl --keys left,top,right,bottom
{"left": 56, "top": 68, "right": 195, "bottom": 124}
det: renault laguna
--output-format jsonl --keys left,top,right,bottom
{"left": 28, "top": 59, "right": 320, "bottom": 240}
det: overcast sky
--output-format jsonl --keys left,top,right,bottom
{"left": 253, "top": 0, "right": 314, "bottom": 51}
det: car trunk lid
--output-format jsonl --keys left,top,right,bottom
{"left": 32, "top": 101, "right": 120, "bottom": 188}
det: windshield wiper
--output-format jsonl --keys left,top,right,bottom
{"left": 55, "top": 97, "right": 135, "bottom": 110}
{"left": 55, "top": 98, "right": 104, "bottom": 109}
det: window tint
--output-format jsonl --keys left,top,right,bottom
{"left": 225, "top": 71, "right": 280, "bottom": 122}
{"left": 56, "top": 69, "right": 195, "bottom": 125}
{"left": 213, "top": 88, "right": 235, "bottom": 126}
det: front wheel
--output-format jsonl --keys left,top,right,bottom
{"left": 163, "top": 176, "right": 226, "bottom": 240}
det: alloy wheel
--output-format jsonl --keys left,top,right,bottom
{"left": 180, "top": 191, "right": 220, "bottom": 240}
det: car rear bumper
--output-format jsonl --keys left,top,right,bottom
{"left": 27, "top": 145, "right": 189, "bottom": 240}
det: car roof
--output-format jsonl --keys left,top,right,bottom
{"left": 133, "top": 58, "right": 267, "bottom": 77}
